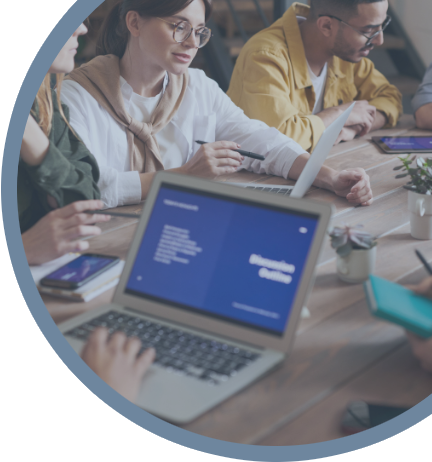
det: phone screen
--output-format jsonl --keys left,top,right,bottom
{"left": 43, "top": 255, "right": 117, "bottom": 285}
{"left": 380, "top": 136, "right": 432, "bottom": 151}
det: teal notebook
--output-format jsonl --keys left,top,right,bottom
{"left": 363, "top": 275, "right": 432, "bottom": 338}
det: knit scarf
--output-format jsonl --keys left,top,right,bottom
{"left": 65, "top": 54, "right": 189, "bottom": 172}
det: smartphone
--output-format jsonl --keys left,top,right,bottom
{"left": 40, "top": 253, "right": 120, "bottom": 289}
{"left": 341, "top": 401, "right": 409, "bottom": 435}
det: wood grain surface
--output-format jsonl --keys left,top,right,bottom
{"left": 39, "top": 115, "right": 432, "bottom": 445}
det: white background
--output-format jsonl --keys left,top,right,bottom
{"left": 1, "top": 1, "right": 432, "bottom": 461}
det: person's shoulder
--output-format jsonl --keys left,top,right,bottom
{"left": 240, "top": 23, "right": 287, "bottom": 58}
{"left": 187, "top": 68, "right": 219, "bottom": 92}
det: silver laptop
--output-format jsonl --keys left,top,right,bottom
{"left": 228, "top": 103, "right": 355, "bottom": 197}
{"left": 59, "top": 172, "right": 332, "bottom": 424}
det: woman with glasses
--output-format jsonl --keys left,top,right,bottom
{"left": 60, "top": 0, "right": 373, "bottom": 208}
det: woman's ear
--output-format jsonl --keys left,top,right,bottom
{"left": 125, "top": 11, "right": 141, "bottom": 37}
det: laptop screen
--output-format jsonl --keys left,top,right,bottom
{"left": 125, "top": 183, "right": 319, "bottom": 336}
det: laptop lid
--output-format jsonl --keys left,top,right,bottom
{"left": 290, "top": 102, "right": 355, "bottom": 198}
{"left": 113, "top": 172, "right": 332, "bottom": 353}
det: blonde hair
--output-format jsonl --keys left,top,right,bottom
{"left": 32, "top": 73, "right": 74, "bottom": 136}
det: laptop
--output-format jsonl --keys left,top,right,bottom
{"left": 228, "top": 103, "right": 355, "bottom": 197}
{"left": 59, "top": 171, "right": 332, "bottom": 424}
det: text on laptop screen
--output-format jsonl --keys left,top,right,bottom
{"left": 380, "top": 136, "right": 432, "bottom": 151}
{"left": 125, "top": 184, "right": 319, "bottom": 336}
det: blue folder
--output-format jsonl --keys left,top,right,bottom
{"left": 364, "top": 275, "right": 432, "bottom": 338}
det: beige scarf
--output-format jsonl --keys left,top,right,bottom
{"left": 65, "top": 54, "right": 189, "bottom": 172}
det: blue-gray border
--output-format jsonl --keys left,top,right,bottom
{"left": 3, "top": 0, "right": 432, "bottom": 460}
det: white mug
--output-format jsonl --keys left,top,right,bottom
{"left": 336, "top": 246, "right": 377, "bottom": 284}
{"left": 408, "top": 190, "right": 432, "bottom": 240}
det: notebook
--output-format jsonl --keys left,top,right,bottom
{"left": 364, "top": 275, "right": 432, "bottom": 338}
{"left": 227, "top": 103, "right": 355, "bottom": 197}
{"left": 59, "top": 171, "right": 332, "bottom": 423}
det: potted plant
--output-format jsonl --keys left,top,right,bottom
{"left": 329, "top": 224, "right": 377, "bottom": 283}
{"left": 394, "top": 155, "right": 432, "bottom": 239}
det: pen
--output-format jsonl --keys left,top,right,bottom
{"left": 195, "top": 140, "right": 265, "bottom": 161}
{"left": 415, "top": 249, "right": 432, "bottom": 275}
{"left": 84, "top": 210, "right": 140, "bottom": 219}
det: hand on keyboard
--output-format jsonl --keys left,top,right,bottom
{"left": 81, "top": 327, "right": 155, "bottom": 401}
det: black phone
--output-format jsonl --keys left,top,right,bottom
{"left": 40, "top": 253, "right": 120, "bottom": 289}
{"left": 341, "top": 401, "right": 409, "bottom": 435}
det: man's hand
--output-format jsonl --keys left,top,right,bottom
{"left": 405, "top": 276, "right": 432, "bottom": 373}
{"left": 334, "top": 125, "right": 363, "bottom": 145}
{"left": 81, "top": 328, "right": 156, "bottom": 401}
{"left": 331, "top": 168, "right": 373, "bottom": 206}
{"left": 22, "top": 200, "right": 110, "bottom": 265}
{"left": 344, "top": 100, "right": 376, "bottom": 136}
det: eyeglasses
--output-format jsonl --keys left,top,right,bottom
{"left": 318, "top": 14, "right": 392, "bottom": 47}
{"left": 157, "top": 17, "right": 212, "bottom": 48}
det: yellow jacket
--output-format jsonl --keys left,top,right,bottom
{"left": 227, "top": 3, "right": 403, "bottom": 152}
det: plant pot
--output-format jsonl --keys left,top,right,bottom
{"left": 336, "top": 246, "right": 377, "bottom": 284}
{"left": 408, "top": 190, "right": 432, "bottom": 240}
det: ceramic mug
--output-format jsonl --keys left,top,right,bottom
{"left": 336, "top": 246, "right": 377, "bottom": 284}
{"left": 408, "top": 190, "right": 432, "bottom": 240}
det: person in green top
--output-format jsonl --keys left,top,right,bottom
{"left": 19, "top": 23, "right": 110, "bottom": 265}
{"left": 19, "top": 23, "right": 155, "bottom": 399}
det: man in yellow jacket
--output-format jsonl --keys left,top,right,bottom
{"left": 227, "top": 0, "right": 402, "bottom": 152}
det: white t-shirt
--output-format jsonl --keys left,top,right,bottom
{"left": 121, "top": 76, "right": 186, "bottom": 170}
{"left": 297, "top": 15, "right": 328, "bottom": 114}
{"left": 307, "top": 61, "right": 327, "bottom": 114}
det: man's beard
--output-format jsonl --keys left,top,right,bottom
{"left": 331, "top": 29, "right": 374, "bottom": 63}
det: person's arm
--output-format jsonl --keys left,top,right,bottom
{"left": 20, "top": 96, "right": 101, "bottom": 214}
{"left": 214, "top": 76, "right": 373, "bottom": 205}
{"left": 353, "top": 58, "right": 403, "bottom": 129}
{"left": 405, "top": 277, "right": 432, "bottom": 372}
{"left": 20, "top": 115, "right": 50, "bottom": 166}
{"left": 412, "top": 64, "right": 432, "bottom": 130}
{"left": 415, "top": 103, "right": 432, "bottom": 130}
{"left": 22, "top": 200, "right": 110, "bottom": 265}
{"left": 227, "top": 49, "right": 326, "bottom": 152}
{"left": 81, "top": 328, "right": 155, "bottom": 402}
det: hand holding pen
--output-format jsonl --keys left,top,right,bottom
{"left": 195, "top": 140, "right": 265, "bottom": 161}
{"left": 176, "top": 141, "right": 245, "bottom": 179}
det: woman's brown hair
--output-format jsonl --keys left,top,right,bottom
{"left": 96, "top": 0, "right": 213, "bottom": 58}
{"left": 33, "top": 74, "right": 70, "bottom": 136}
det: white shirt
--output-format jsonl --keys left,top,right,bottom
{"left": 307, "top": 61, "right": 327, "bottom": 114}
{"left": 61, "top": 68, "right": 307, "bottom": 208}
{"left": 297, "top": 15, "right": 328, "bottom": 115}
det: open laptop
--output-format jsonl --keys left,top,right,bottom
{"left": 228, "top": 103, "right": 355, "bottom": 197}
{"left": 59, "top": 172, "right": 332, "bottom": 424}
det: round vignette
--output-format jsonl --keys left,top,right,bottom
{"left": 3, "top": 0, "right": 432, "bottom": 460}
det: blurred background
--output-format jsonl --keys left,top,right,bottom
{"left": 76, "top": 0, "right": 431, "bottom": 114}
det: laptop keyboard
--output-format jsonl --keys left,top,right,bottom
{"left": 246, "top": 186, "right": 293, "bottom": 195}
{"left": 65, "top": 311, "right": 262, "bottom": 386}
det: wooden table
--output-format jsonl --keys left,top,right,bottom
{"left": 43, "top": 115, "right": 432, "bottom": 445}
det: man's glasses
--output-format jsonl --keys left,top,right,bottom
{"left": 157, "top": 18, "right": 212, "bottom": 48}
{"left": 318, "top": 14, "right": 392, "bottom": 47}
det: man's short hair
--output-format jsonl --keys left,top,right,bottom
{"left": 310, "top": 0, "right": 385, "bottom": 19}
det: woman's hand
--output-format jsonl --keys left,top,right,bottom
{"left": 177, "top": 141, "right": 244, "bottom": 178}
{"left": 22, "top": 200, "right": 110, "bottom": 265}
{"left": 81, "top": 327, "right": 156, "bottom": 402}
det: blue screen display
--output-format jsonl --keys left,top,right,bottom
{"left": 125, "top": 184, "right": 319, "bottom": 336}
{"left": 381, "top": 136, "right": 432, "bottom": 151}
{"left": 45, "top": 255, "right": 114, "bottom": 283}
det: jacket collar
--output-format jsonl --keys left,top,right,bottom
{"left": 282, "top": 3, "right": 346, "bottom": 89}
